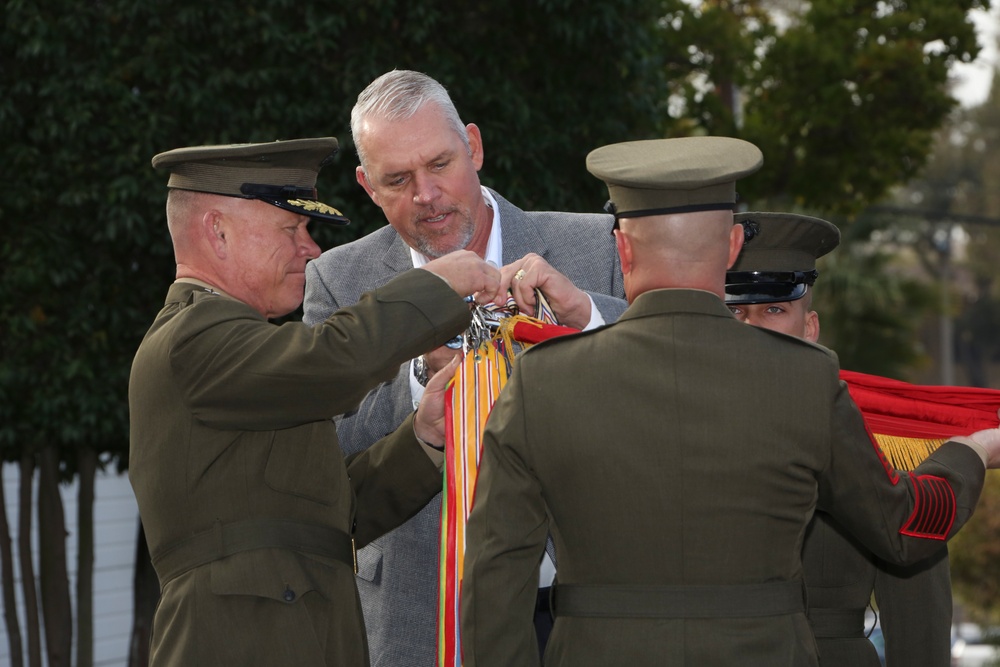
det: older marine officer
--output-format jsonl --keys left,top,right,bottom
{"left": 129, "top": 137, "right": 500, "bottom": 666}
{"left": 726, "top": 212, "right": 954, "bottom": 667}
{"left": 460, "top": 137, "right": 1000, "bottom": 667}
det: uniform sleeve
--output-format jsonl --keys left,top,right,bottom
{"left": 347, "top": 411, "right": 444, "bottom": 548}
{"left": 819, "top": 379, "right": 986, "bottom": 566}
{"left": 875, "top": 548, "right": 953, "bottom": 667}
{"left": 462, "top": 367, "right": 546, "bottom": 667}
{"left": 174, "top": 269, "right": 470, "bottom": 430}
{"left": 304, "top": 252, "right": 422, "bottom": 459}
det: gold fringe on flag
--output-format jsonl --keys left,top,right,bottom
{"left": 871, "top": 434, "right": 947, "bottom": 473}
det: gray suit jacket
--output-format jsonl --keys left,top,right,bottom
{"left": 303, "top": 188, "right": 626, "bottom": 666}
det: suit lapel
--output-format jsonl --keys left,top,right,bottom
{"left": 490, "top": 189, "right": 549, "bottom": 265}
{"left": 380, "top": 229, "right": 417, "bottom": 274}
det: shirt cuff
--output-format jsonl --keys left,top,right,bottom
{"left": 582, "top": 294, "right": 605, "bottom": 331}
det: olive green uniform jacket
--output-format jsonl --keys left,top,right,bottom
{"left": 462, "top": 289, "right": 984, "bottom": 667}
{"left": 805, "top": 511, "right": 952, "bottom": 666}
{"left": 129, "top": 270, "right": 469, "bottom": 667}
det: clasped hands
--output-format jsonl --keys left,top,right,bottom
{"left": 418, "top": 251, "right": 590, "bottom": 383}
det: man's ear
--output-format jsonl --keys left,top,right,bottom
{"left": 356, "top": 166, "right": 382, "bottom": 207}
{"left": 204, "top": 209, "right": 227, "bottom": 259}
{"left": 466, "top": 123, "right": 485, "bottom": 172}
{"left": 614, "top": 228, "right": 632, "bottom": 276}
{"left": 726, "top": 223, "right": 744, "bottom": 269}
{"left": 804, "top": 310, "right": 821, "bottom": 343}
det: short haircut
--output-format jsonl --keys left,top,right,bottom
{"left": 350, "top": 69, "right": 470, "bottom": 170}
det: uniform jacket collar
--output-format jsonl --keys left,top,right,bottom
{"left": 618, "top": 288, "right": 733, "bottom": 324}
{"left": 165, "top": 280, "right": 250, "bottom": 312}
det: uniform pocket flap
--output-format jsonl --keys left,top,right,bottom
{"left": 210, "top": 549, "right": 333, "bottom": 602}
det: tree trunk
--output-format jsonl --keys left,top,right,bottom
{"left": 0, "top": 466, "right": 24, "bottom": 667}
{"left": 76, "top": 448, "right": 96, "bottom": 667}
{"left": 38, "top": 445, "right": 71, "bottom": 667}
{"left": 127, "top": 519, "right": 159, "bottom": 667}
{"left": 18, "top": 454, "right": 41, "bottom": 667}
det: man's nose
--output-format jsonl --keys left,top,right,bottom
{"left": 412, "top": 173, "right": 441, "bottom": 206}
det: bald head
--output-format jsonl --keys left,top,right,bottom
{"left": 614, "top": 209, "right": 744, "bottom": 302}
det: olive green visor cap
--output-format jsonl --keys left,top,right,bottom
{"left": 586, "top": 136, "right": 764, "bottom": 217}
{"left": 726, "top": 212, "right": 841, "bottom": 305}
{"left": 151, "top": 137, "right": 349, "bottom": 224}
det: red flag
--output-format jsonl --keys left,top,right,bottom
{"left": 497, "top": 321, "right": 1000, "bottom": 471}
{"left": 839, "top": 369, "right": 1000, "bottom": 470}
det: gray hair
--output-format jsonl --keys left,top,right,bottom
{"left": 165, "top": 188, "right": 199, "bottom": 229}
{"left": 350, "top": 69, "right": 470, "bottom": 171}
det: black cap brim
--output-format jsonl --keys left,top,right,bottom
{"left": 725, "top": 281, "right": 808, "bottom": 305}
{"left": 261, "top": 197, "right": 350, "bottom": 225}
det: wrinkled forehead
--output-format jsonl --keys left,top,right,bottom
{"left": 359, "top": 104, "right": 467, "bottom": 169}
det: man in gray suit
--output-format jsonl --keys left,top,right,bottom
{"left": 303, "top": 69, "right": 627, "bottom": 664}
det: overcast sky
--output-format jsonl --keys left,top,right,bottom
{"left": 952, "top": 5, "right": 999, "bottom": 107}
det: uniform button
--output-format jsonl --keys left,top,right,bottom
{"left": 283, "top": 586, "right": 296, "bottom": 602}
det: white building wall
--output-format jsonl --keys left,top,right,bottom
{"left": 0, "top": 463, "right": 139, "bottom": 667}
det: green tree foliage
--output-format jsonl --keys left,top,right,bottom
{"left": 659, "top": 0, "right": 988, "bottom": 215}
{"left": 812, "top": 229, "right": 938, "bottom": 377}
{"left": 746, "top": 0, "right": 987, "bottom": 215}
